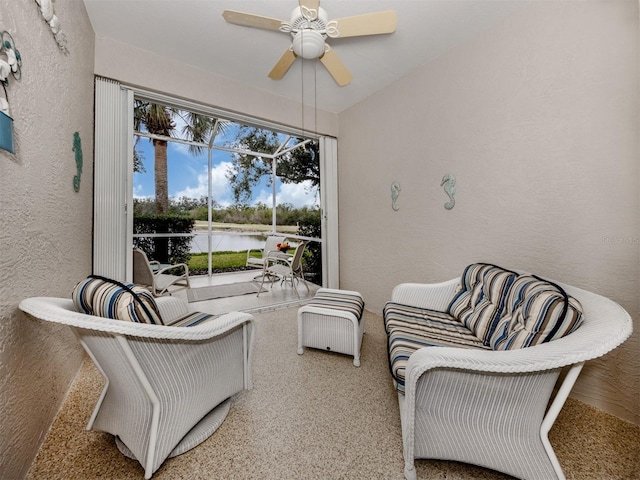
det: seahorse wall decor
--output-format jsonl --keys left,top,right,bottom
{"left": 391, "top": 181, "right": 401, "bottom": 211}
{"left": 72, "top": 132, "right": 82, "bottom": 192}
{"left": 440, "top": 173, "right": 456, "bottom": 210}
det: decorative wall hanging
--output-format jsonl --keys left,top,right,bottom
{"left": 34, "top": 0, "right": 69, "bottom": 54}
{"left": 391, "top": 181, "right": 401, "bottom": 211}
{"left": 72, "top": 132, "right": 83, "bottom": 192}
{"left": 0, "top": 83, "right": 13, "bottom": 153}
{"left": 440, "top": 173, "right": 456, "bottom": 210}
{"left": 0, "top": 31, "right": 21, "bottom": 153}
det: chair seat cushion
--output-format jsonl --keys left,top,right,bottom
{"left": 447, "top": 263, "right": 517, "bottom": 345}
{"left": 489, "top": 275, "right": 584, "bottom": 350}
{"left": 383, "top": 302, "right": 488, "bottom": 393}
{"left": 72, "top": 276, "right": 163, "bottom": 324}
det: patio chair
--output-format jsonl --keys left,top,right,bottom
{"left": 257, "top": 240, "right": 309, "bottom": 298}
{"left": 19, "top": 281, "right": 255, "bottom": 479}
{"left": 133, "top": 248, "right": 190, "bottom": 296}
{"left": 246, "top": 235, "right": 286, "bottom": 270}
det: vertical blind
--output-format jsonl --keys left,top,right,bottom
{"left": 93, "top": 77, "right": 131, "bottom": 281}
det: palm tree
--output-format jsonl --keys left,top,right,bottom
{"left": 133, "top": 102, "right": 175, "bottom": 214}
{"left": 133, "top": 102, "right": 229, "bottom": 263}
{"left": 133, "top": 102, "right": 229, "bottom": 214}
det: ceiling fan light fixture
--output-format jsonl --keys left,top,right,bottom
{"left": 291, "top": 30, "right": 325, "bottom": 59}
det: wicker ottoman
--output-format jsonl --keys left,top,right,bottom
{"left": 297, "top": 288, "right": 365, "bottom": 367}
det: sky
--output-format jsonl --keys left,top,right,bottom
{"left": 133, "top": 129, "right": 319, "bottom": 209}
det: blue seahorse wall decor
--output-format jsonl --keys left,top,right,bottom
{"left": 72, "top": 131, "right": 83, "bottom": 192}
{"left": 440, "top": 173, "right": 456, "bottom": 210}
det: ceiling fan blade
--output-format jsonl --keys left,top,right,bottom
{"left": 268, "top": 49, "right": 297, "bottom": 80}
{"left": 331, "top": 11, "right": 398, "bottom": 38}
{"left": 222, "top": 10, "right": 284, "bottom": 31}
{"left": 299, "top": 0, "right": 320, "bottom": 13}
{"left": 319, "top": 47, "right": 352, "bottom": 87}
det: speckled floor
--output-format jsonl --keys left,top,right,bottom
{"left": 28, "top": 307, "right": 639, "bottom": 480}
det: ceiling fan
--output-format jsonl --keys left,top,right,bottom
{"left": 222, "top": 0, "right": 397, "bottom": 87}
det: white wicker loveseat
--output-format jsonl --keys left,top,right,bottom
{"left": 383, "top": 263, "right": 633, "bottom": 480}
{"left": 20, "top": 276, "right": 255, "bottom": 479}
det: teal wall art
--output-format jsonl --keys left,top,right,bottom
{"left": 72, "top": 132, "right": 82, "bottom": 192}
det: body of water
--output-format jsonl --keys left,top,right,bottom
{"left": 190, "top": 233, "right": 266, "bottom": 253}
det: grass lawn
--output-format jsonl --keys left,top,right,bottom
{"left": 188, "top": 251, "right": 250, "bottom": 273}
{"left": 193, "top": 221, "right": 299, "bottom": 233}
{"left": 187, "top": 225, "right": 297, "bottom": 274}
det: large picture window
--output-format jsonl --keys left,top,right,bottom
{"left": 93, "top": 78, "right": 339, "bottom": 288}
{"left": 132, "top": 98, "right": 322, "bottom": 281}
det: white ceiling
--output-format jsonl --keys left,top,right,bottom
{"left": 83, "top": 0, "right": 528, "bottom": 113}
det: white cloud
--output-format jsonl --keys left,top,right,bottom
{"left": 133, "top": 183, "right": 152, "bottom": 199}
{"left": 253, "top": 181, "right": 318, "bottom": 208}
{"left": 278, "top": 181, "right": 319, "bottom": 208}
{"left": 173, "top": 162, "right": 318, "bottom": 209}
{"left": 172, "top": 161, "right": 236, "bottom": 205}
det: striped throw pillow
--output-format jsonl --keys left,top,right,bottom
{"left": 489, "top": 275, "right": 583, "bottom": 350}
{"left": 447, "top": 263, "right": 517, "bottom": 344}
{"left": 72, "top": 276, "right": 163, "bottom": 324}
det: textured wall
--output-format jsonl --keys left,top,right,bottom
{"left": 0, "top": 1, "right": 95, "bottom": 478}
{"left": 93, "top": 37, "right": 338, "bottom": 137}
{"left": 338, "top": 1, "right": 639, "bottom": 424}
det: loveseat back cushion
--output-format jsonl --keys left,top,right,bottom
{"left": 489, "top": 275, "right": 583, "bottom": 350}
{"left": 447, "top": 263, "right": 517, "bottom": 344}
{"left": 72, "top": 276, "right": 163, "bottom": 324}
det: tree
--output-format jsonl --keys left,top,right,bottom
{"left": 133, "top": 102, "right": 229, "bottom": 213}
{"left": 133, "top": 102, "right": 175, "bottom": 214}
{"left": 226, "top": 125, "right": 319, "bottom": 204}
{"left": 133, "top": 102, "right": 229, "bottom": 262}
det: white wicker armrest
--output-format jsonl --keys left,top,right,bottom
{"left": 390, "top": 279, "right": 459, "bottom": 311}
{"left": 19, "top": 297, "right": 255, "bottom": 341}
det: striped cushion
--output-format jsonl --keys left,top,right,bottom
{"left": 307, "top": 288, "right": 365, "bottom": 321}
{"left": 447, "top": 263, "right": 517, "bottom": 344}
{"left": 167, "top": 311, "right": 218, "bottom": 327}
{"left": 489, "top": 275, "right": 583, "bottom": 350}
{"left": 384, "top": 302, "right": 488, "bottom": 393}
{"left": 72, "top": 277, "right": 163, "bottom": 324}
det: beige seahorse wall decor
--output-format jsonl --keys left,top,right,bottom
{"left": 440, "top": 174, "right": 456, "bottom": 210}
{"left": 391, "top": 181, "right": 401, "bottom": 211}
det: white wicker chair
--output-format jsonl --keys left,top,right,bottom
{"left": 19, "top": 295, "right": 255, "bottom": 479}
{"left": 390, "top": 276, "right": 633, "bottom": 480}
